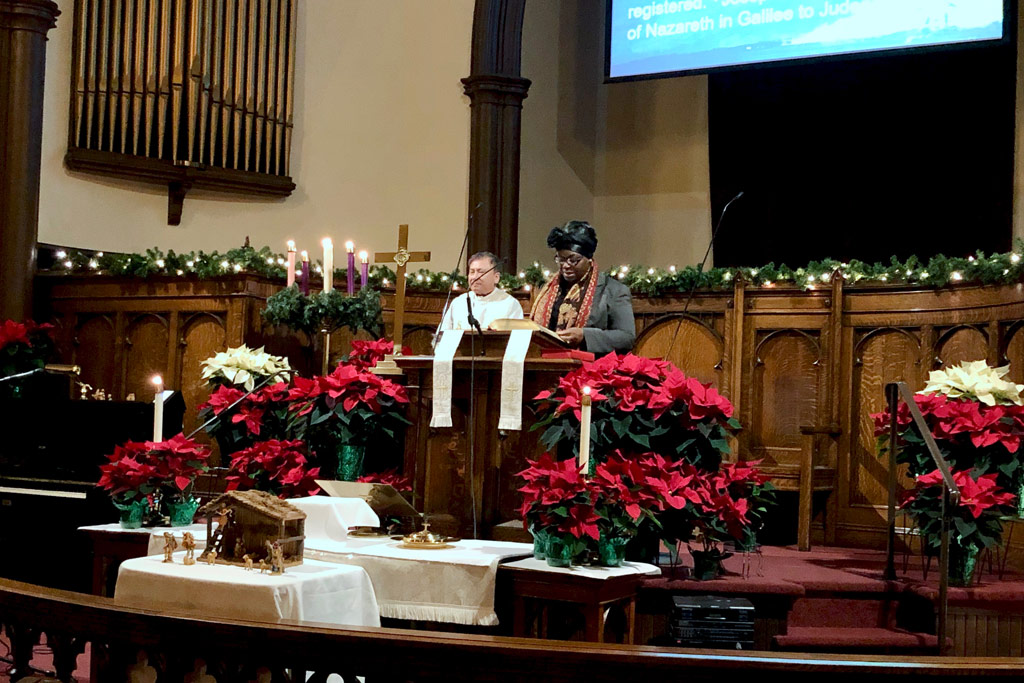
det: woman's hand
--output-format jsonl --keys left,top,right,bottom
{"left": 557, "top": 327, "right": 585, "bottom": 347}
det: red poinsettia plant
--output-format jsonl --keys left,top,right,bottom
{"left": 345, "top": 338, "right": 412, "bottom": 370}
{"left": 534, "top": 353, "right": 741, "bottom": 471}
{"left": 357, "top": 468, "right": 413, "bottom": 494}
{"left": 287, "top": 363, "right": 410, "bottom": 447}
{"left": 197, "top": 380, "right": 304, "bottom": 456}
{"left": 225, "top": 439, "right": 321, "bottom": 499}
{"left": 517, "top": 454, "right": 599, "bottom": 557}
{"left": 98, "top": 433, "right": 211, "bottom": 504}
{"left": 0, "top": 319, "right": 55, "bottom": 394}
{"left": 899, "top": 468, "right": 1016, "bottom": 557}
{"left": 872, "top": 361, "right": 1024, "bottom": 554}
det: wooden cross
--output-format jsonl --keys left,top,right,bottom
{"left": 375, "top": 224, "right": 430, "bottom": 355}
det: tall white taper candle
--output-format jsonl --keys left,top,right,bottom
{"left": 322, "top": 238, "right": 334, "bottom": 292}
{"left": 579, "top": 385, "right": 592, "bottom": 475}
{"left": 286, "top": 240, "right": 296, "bottom": 287}
{"left": 152, "top": 375, "right": 164, "bottom": 442}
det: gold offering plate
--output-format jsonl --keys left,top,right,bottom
{"left": 399, "top": 540, "right": 454, "bottom": 550}
{"left": 348, "top": 527, "right": 390, "bottom": 538}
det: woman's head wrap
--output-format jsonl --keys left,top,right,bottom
{"left": 546, "top": 220, "right": 598, "bottom": 259}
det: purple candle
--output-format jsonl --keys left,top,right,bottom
{"left": 359, "top": 250, "right": 369, "bottom": 289}
{"left": 345, "top": 241, "right": 355, "bottom": 295}
{"left": 300, "top": 250, "right": 310, "bottom": 295}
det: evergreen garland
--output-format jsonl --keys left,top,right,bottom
{"left": 41, "top": 239, "right": 1024, "bottom": 295}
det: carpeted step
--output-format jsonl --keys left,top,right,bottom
{"left": 787, "top": 596, "right": 897, "bottom": 628}
{"left": 774, "top": 626, "right": 943, "bottom": 655}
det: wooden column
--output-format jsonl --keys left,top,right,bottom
{"left": 463, "top": 0, "right": 530, "bottom": 270}
{"left": 0, "top": 0, "right": 59, "bottom": 323}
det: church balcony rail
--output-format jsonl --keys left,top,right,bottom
{"left": 0, "top": 576, "right": 1022, "bottom": 683}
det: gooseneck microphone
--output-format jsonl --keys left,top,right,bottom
{"left": 662, "top": 191, "right": 745, "bottom": 361}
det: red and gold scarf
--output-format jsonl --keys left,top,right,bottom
{"left": 530, "top": 261, "right": 598, "bottom": 332}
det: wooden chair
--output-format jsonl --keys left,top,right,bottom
{"left": 797, "top": 424, "right": 841, "bottom": 551}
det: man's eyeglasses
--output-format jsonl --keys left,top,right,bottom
{"left": 554, "top": 255, "right": 586, "bottom": 266}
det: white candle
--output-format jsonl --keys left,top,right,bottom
{"left": 286, "top": 240, "right": 296, "bottom": 287}
{"left": 322, "top": 238, "right": 334, "bottom": 292}
{"left": 579, "top": 385, "right": 592, "bottom": 475}
{"left": 152, "top": 375, "right": 164, "bottom": 442}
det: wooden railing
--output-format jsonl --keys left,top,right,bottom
{"left": 1, "top": 578, "right": 1023, "bottom": 683}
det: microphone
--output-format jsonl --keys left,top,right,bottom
{"left": 466, "top": 294, "right": 483, "bottom": 335}
{"left": 433, "top": 201, "right": 484, "bottom": 347}
{"left": 662, "top": 191, "right": 745, "bottom": 361}
{"left": 44, "top": 364, "right": 81, "bottom": 375}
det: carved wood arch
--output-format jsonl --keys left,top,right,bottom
{"left": 933, "top": 323, "right": 989, "bottom": 368}
{"left": 754, "top": 329, "right": 822, "bottom": 366}
{"left": 635, "top": 312, "right": 725, "bottom": 347}
{"left": 1001, "top": 319, "right": 1024, "bottom": 364}
{"left": 853, "top": 326, "right": 921, "bottom": 366}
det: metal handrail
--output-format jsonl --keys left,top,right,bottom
{"left": 884, "top": 382, "right": 961, "bottom": 656}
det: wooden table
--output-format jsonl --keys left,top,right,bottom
{"left": 79, "top": 523, "right": 207, "bottom": 596}
{"left": 498, "top": 558, "right": 660, "bottom": 643}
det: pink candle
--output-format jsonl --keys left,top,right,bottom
{"left": 359, "top": 250, "right": 368, "bottom": 289}
{"left": 345, "top": 241, "right": 355, "bottom": 295}
{"left": 286, "top": 240, "right": 296, "bottom": 287}
{"left": 300, "top": 250, "right": 310, "bottom": 295}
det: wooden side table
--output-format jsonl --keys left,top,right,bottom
{"left": 80, "top": 523, "right": 207, "bottom": 596}
{"left": 498, "top": 558, "right": 660, "bottom": 643}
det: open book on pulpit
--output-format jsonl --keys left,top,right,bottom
{"left": 487, "top": 318, "right": 567, "bottom": 347}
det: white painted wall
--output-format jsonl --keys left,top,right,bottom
{"left": 37, "top": 0, "right": 476, "bottom": 268}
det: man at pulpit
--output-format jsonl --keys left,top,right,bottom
{"left": 439, "top": 251, "right": 524, "bottom": 331}
{"left": 530, "top": 221, "right": 636, "bottom": 355}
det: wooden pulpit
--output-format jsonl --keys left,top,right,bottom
{"left": 395, "top": 331, "right": 580, "bottom": 539}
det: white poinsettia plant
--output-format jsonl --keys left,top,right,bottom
{"left": 919, "top": 359, "right": 1024, "bottom": 406}
{"left": 200, "top": 345, "right": 290, "bottom": 391}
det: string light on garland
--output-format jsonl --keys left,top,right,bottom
{"left": 1013, "top": 253, "right": 1021, "bottom": 263}
{"left": 951, "top": 271, "right": 963, "bottom": 282}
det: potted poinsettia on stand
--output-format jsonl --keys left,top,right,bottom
{"left": 98, "top": 434, "right": 211, "bottom": 527}
{"left": 529, "top": 352, "right": 770, "bottom": 573}
{"left": 873, "top": 359, "right": 1024, "bottom": 585}
{"left": 197, "top": 379, "right": 304, "bottom": 459}
{"left": 287, "top": 363, "right": 410, "bottom": 481}
{"left": 517, "top": 454, "right": 598, "bottom": 566}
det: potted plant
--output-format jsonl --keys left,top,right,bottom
{"left": 900, "top": 468, "right": 1016, "bottom": 585}
{"left": 287, "top": 363, "right": 410, "bottom": 480}
{"left": 530, "top": 353, "right": 768, "bottom": 564}
{"left": 200, "top": 344, "right": 291, "bottom": 392}
{"left": 517, "top": 454, "right": 598, "bottom": 566}
{"left": 98, "top": 434, "right": 211, "bottom": 527}
{"left": 873, "top": 360, "right": 1024, "bottom": 582}
{"left": 0, "top": 319, "right": 55, "bottom": 399}
{"left": 225, "top": 439, "right": 322, "bottom": 499}
{"left": 198, "top": 380, "right": 305, "bottom": 458}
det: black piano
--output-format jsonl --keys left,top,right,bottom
{"left": 0, "top": 375, "right": 185, "bottom": 592}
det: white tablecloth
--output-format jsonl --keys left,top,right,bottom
{"left": 79, "top": 523, "right": 209, "bottom": 556}
{"left": 305, "top": 538, "right": 532, "bottom": 626}
{"left": 501, "top": 557, "right": 661, "bottom": 578}
{"left": 290, "top": 496, "right": 379, "bottom": 540}
{"left": 115, "top": 553, "right": 380, "bottom": 628}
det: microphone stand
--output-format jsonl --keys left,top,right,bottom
{"left": 662, "top": 191, "right": 745, "bottom": 361}
{"left": 433, "top": 202, "right": 484, "bottom": 349}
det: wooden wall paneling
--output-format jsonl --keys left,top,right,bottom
{"left": 178, "top": 312, "right": 227, "bottom": 445}
{"left": 122, "top": 313, "right": 170, "bottom": 403}
{"left": 726, "top": 279, "right": 745, "bottom": 408}
{"left": 841, "top": 327, "right": 922, "bottom": 542}
{"left": 633, "top": 313, "right": 724, "bottom": 386}
{"left": 933, "top": 324, "right": 989, "bottom": 369}
{"left": 822, "top": 276, "right": 844, "bottom": 543}
{"left": 1002, "top": 320, "right": 1024, "bottom": 384}
{"left": 747, "top": 328, "right": 822, "bottom": 468}
{"left": 72, "top": 313, "right": 117, "bottom": 398}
